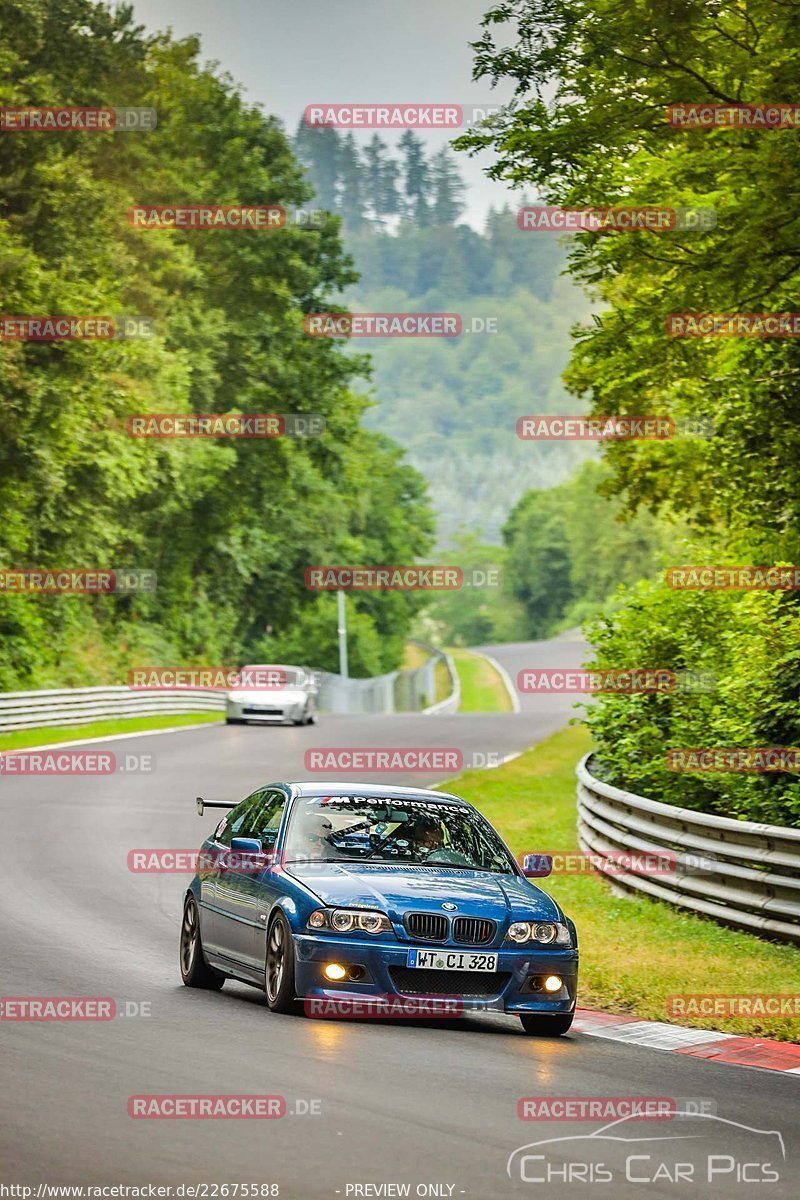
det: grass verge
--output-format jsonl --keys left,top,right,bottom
{"left": 433, "top": 657, "right": 452, "bottom": 705}
{"left": 448, "top": 647, "right": 513, "bottom": 713}
{"left": 447, "top": 724, "right": 800, "bottom": 1042}
{"left": 0, "top": 711, "right": 222, "bottom": 752}
{"left": 402, "top": 642, "right": 429, "bottom": 672}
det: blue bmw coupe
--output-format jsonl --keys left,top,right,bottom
{"left": 180, "top": 782, "right": 578, "bottom": 1035}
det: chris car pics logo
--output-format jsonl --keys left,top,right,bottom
{"left": 507, "top": 1112, "right": 784, "bottom": 1185}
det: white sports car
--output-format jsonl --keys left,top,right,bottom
{"left": 225, "top": 664, "right": 319, "bottom": 726}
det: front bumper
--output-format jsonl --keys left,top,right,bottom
{"left": 294, "top": 932, "right": 578, "bottom": 1014}
{"left": 226, "top": 699, "right": 305, "bottom": 724}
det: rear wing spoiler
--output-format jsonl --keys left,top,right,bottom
{"left": 196, "top": 795, "right": 238, "bottom": 816}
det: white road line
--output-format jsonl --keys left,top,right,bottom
{"left": 577, "top": 1018, "right": 734, "bottom": 1050}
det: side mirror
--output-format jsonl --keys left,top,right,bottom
{"left": 231, "top": 837, "right": 263, "bottom": 854}
{"left": 226, "top": 837, "right": 271, "bottom": 874}
{"left": 522, "top": 853, "right": 552, "bottom": 878}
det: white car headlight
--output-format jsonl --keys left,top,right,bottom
{"left": 309, "top": 908, "right": 392, "bottom": 934}
{"left": 505, "top": 921, "right": 571, "bottom": 946}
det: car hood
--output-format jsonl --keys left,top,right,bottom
{"left": 285, "top": 862, "right": 562, "bottom": 923}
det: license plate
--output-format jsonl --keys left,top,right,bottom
{"left": 407, "top": 948, "right": 498, "bottom": 971}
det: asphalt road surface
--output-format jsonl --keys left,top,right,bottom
{"left": 1, "top": 636, "right": 797, "bottom": 1198}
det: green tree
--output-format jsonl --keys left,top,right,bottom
{"left": 456, "top": 0, "right": 800, "bottom": 553}
{"left": 0, "top": 0, "right": 433, "bottom": 687}
{"left": 338, "top": 132, "right": 367, "bottom": 229}
{"left": 502, "top": 461, "right": 684, "bottom": 637}
{"left": 399, "top": 130, "right": 431, "bottom": 227}
{"left": 292, "top": 119, "right": 340, "bottom": 212}
{"left": 430, "top": 147, "right": 466, "bottom": 226}
{"left": 363, "top": 134, "right": 391, "bottom": 224}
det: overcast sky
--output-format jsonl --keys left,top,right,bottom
{"left": 124, "top": 0, "right": 524, "bottom": 228}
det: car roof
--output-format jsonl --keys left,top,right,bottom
{"left": 285, "top": 781, "right": 467, "bottom": 804}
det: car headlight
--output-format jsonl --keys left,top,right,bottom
{"left": 505, "top": 921, "right": 571, "bottom": 946}
{"left": 308, "top": 908, "right": 392, "bottom": 934}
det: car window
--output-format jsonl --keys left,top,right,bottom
{"left": 216, "top": 790, "right": 264, "bottom": 847}
{"left": 244, "top": 789, "right": 288, "bottom": 848}
{"left": 284, "top": 795, "right": 516, "bottom": 872}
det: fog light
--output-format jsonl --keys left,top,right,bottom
{"left": 544, "top": 974, "right": 563, "bottom": 992}
{"left": 323, "top": 963, "right": 347, "bottom": 981}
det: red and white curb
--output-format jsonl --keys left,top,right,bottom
{"left": 573, "top": 1007, "right": 800, "bottom": 1075}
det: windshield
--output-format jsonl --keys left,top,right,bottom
{"left": 243, "top": 664, "right": 302, "bottom": 686}
{"left": 284, "top": 795, "right": 516, "bottom": 873}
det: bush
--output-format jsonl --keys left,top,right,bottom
{"left": 584, "top": 572, "right": 800, "bottom": 825}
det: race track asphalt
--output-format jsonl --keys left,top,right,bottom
{"left": 1, "top": 636, "right": 797, "bottom": 1198}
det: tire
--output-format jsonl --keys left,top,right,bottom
{"left": 265, "top": 910, "right": 301, "bottom": 1014}
{"left": 305, "top": 708, "right": 317, "bottom": 725}
{"left": 519, "top": 1012, "right": 573, "bottom": 1037}
{"left": 180, "top": 895, "right": 225, "bottom": 990}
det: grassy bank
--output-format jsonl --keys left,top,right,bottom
{"left": 0, "top": 711, "right": 222, "bottom": 752}
{"left": 449, "top": 648, "right": 513, "bottom": 713}
{"left": 447, "top": 724, "right": 800, "bottom": 1042}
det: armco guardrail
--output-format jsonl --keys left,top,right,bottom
{"left": 421, "top": 649, "right": 460, "bottom": 716}
{"left": 0, "top": 645, "right": 459, "bottom": 730}
{"left": 317, "top": 642, "right": 458, "bottom": 715}
{"left": 576, "top": 753, "right": 800, "bottom": 943}
{"left": 0, "top": 686, "right": 225, "bottom": 732}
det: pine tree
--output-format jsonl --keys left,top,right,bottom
{"left": 398, "top": 130, "right": 431, "bottom": 227}
{"left": 378, "top": 155, "right": 403, "bottom": 222}
{"left": 339, "top": 133, "right": 367, "bottom": 228}
{"left": 430, "top": 147, "right": 466, "bottom": 226}
{"left": 293, "top": 119, "right": 340, "bottom": 212}
{"left": 363, "top": 134, "right": 388, "bottom": 224}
